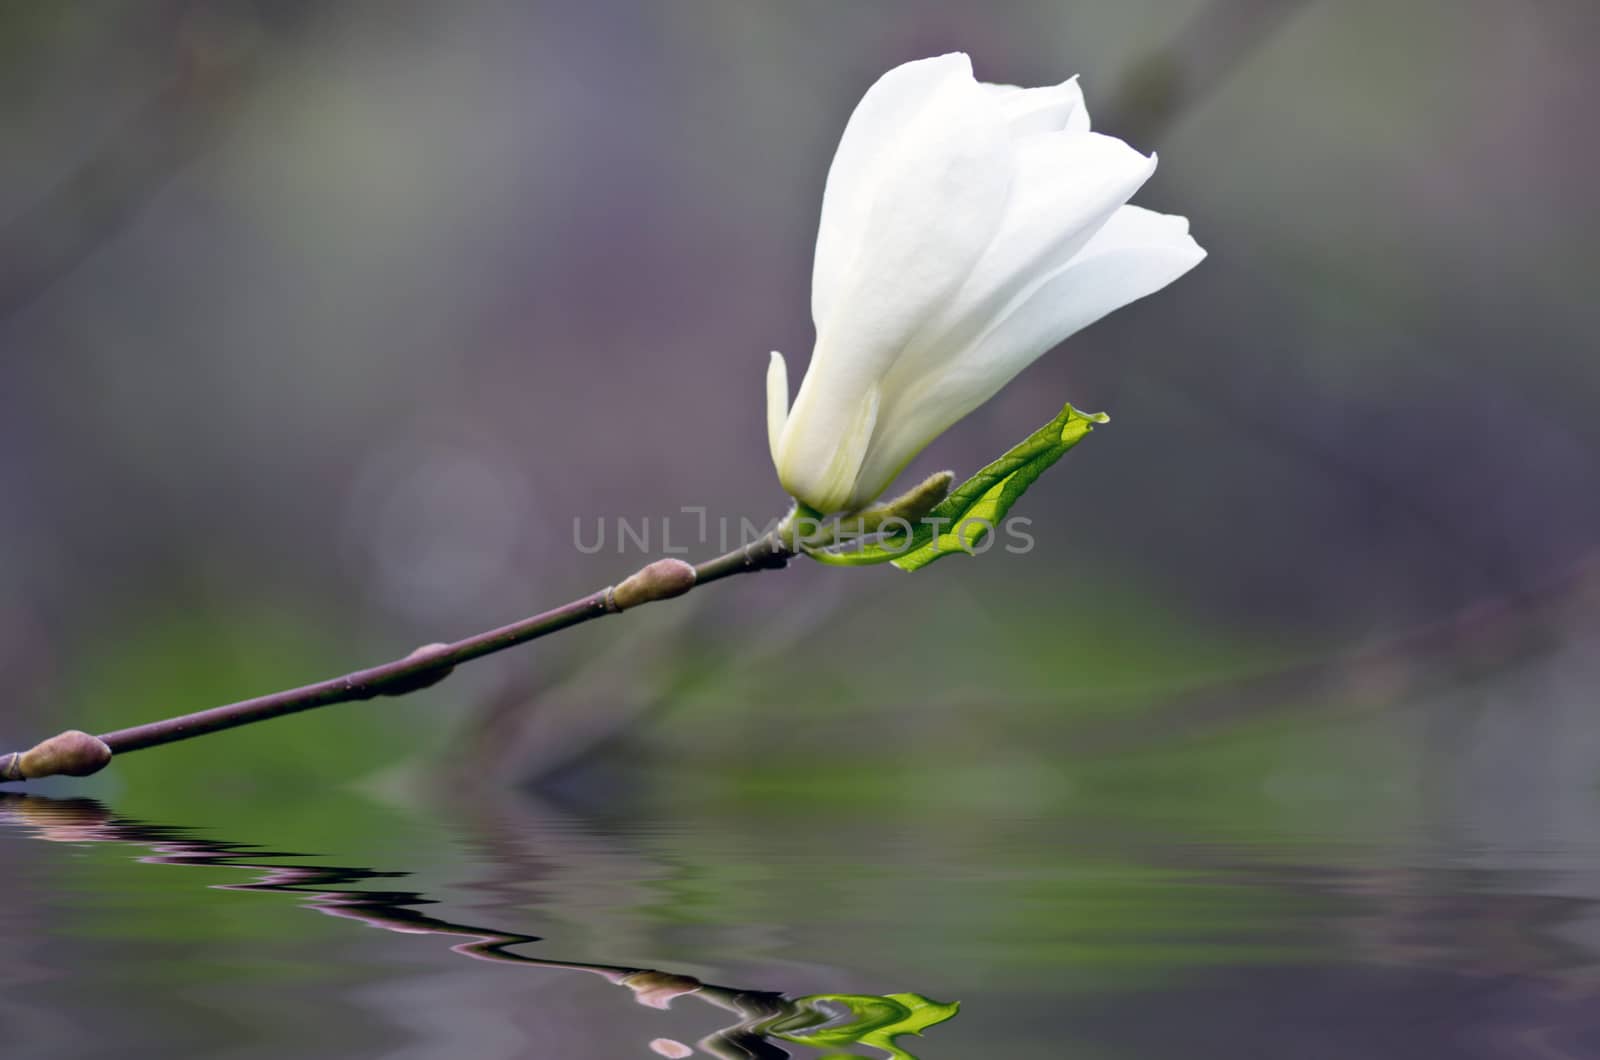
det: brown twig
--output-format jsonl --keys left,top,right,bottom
{"left": 0, "top": 535, "right": 792, "bottom": 783}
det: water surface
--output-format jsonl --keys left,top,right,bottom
{"left": 8, "top": 750, "right": 1600, "bottom": 1059}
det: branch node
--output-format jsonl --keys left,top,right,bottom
{"left": 612, "top": 558, "right": 698, "bottom": 611}
{"left": 378, "top": 643, "right": 457, "bottom": 697}
{"left": 6, "top": 731, "right": 114, "bottom": 782}
{"left": 749, "top": 535, "right": 790, "bottom": 571}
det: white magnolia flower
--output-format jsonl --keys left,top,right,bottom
{"left": 767, "top": 53, "right": 1205, "bottom": 515}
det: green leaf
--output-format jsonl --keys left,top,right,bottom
{"left": 764, "top": 992, "right": 961, "bottom": 1060}
{"left": 805, "top": 402, "right": 1107, "bottom": 572}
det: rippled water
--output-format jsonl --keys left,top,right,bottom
{"left": 8, "top": 741, "right": 1600, "bottom": 1060}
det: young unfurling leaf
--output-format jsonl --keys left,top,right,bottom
{"left": 805, "top": 402, "right": 1107, "bottom": 571}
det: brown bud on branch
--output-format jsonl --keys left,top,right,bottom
{"left": 1, "top": 731, "right": 114, "bottom": 782}
{"left": 608, "top": 558, "right": 698, "bottom": 612}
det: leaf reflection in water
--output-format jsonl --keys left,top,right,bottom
{"left": 0, "top": 794, "right": 957, "bottom": 1059}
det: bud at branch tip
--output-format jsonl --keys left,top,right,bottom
{"left": 3, "top": 730, "right": 114, "bottom": 782}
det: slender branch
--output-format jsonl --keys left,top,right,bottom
{"left": 0, "top": 532, "right": 794, "bottom": 784}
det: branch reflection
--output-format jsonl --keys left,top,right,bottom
{"left": 0, "top": 794, "right": 956, "bottom": 1059}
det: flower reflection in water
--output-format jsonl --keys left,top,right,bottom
{"left": 0, "top": 794, "right": 957, "bottom": 1059}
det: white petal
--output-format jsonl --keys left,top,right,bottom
{"left": 765, "top": 351, "right": 789, "bottom": 468}
{"left": 983, "top": 134, "right": 1157, "bottom": 295}
{"left": 777, "top": 383, "right": 880, "bottom": 515}
{"left": 883, "top": 132, "right": 1157, "bottom": 396}
{"left": 982, "top": 77, "right": 1090, "bottom": 136}
{"left": 783, "top": 57, "right": 1203, "bottom": 514}
{"left": 810, "top": 71, "right": 1015, "bottom": 376}
{"left": 848, "top": 206, "right": 1204, "bottom": 505}
{"left": 811, "top": 53, "right": 978, "bottom": 329}
{"left": 983, "top": 202, "right": 1207, "bottom": 372}
{"left": 783, "top": 60, "right": 1016, "bottom": 511}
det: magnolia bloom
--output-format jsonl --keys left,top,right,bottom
{"left": 767, "top": 53, "right": 1205, "bottom": 515}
